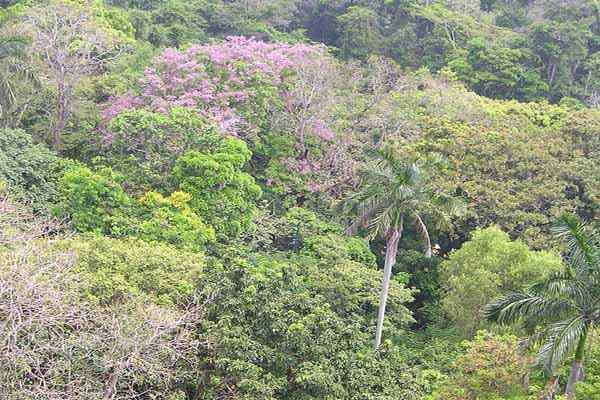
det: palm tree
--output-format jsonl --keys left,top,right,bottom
{"left": 484, "top": 214, "right": 600, "bottom": 399}
{"left": 342, "top": 148, "right": 462, "bottom": 349}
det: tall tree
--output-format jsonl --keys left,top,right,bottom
{"left": 21, "top": 0, "right": 119, "bottom": 150}
{"left": 342, "top": 149, "right": 461, "bottom": 349}
{"left": 485, "top": 215, "right": 600, "bottom": 399}
{"left": 337, "top": 5, "right": 382, "bottom": 59}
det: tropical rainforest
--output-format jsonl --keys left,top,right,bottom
{"left": 3, "top": 0, "right": 600, "bottom": 399}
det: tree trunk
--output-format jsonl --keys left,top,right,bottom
{"left": 565, "top": 327, "right": 589, "bottom": 399}
{"left": 414, "top": 214, "right": 432, "bottom": 257}
{"left": 374, "top": 222, "right": 402, "bottom": 350}
{"left": 52, "top": 79, "right": 70, "bottom": 151}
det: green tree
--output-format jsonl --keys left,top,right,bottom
{"left": 137, "top": 191, "right": 216, "bottom": 251}
{"left": 342, "top": 149, "right": 461, "bottom": 348}
{"left": 127, "top": 0, "right": 209, "bottom": 47}
{"left": 56, "top": 164, "right": 216, "bottom": 251}
{"left": 104, "top": 107, "right": 221, "bottom": 193}
{"left": 337, "top": 6, "right": 382, "bottom": 59}
{"left": 0, "top": 128, "right": 64, "bottom": 209}
{"left": 528, "top": 20, "right": 590, "bottom": 100}
{"left": 174, "top": 138, "right": 262, "bottom": 240}
{"left": 68, "top": 235, "right": 204, "bottom": 305}
{"left": 55, "top": 165, "right": 133, "bottom": 234}
{"left": 485, "top": 215, "right": 600, "bottom": 398}
{"left": 447, "top": 37, "right": 548, "bottom": 101}
{"left": 441, "top": 226, "right": 563, "bottom": 336}
{"left": 194, "top": 245, "right": 420, "bottom": 399}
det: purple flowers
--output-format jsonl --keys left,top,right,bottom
{"left": 313, "top": 120, "right": 335, "bottom": 141}
{"left": 101, "top": 37, "right": 352, "bottom": 196}
{"left": 103, "top": 37, "right": 326, "bottom": 137}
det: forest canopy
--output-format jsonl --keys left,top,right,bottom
{"left": 2, "top": 0, "right": 600, "bottom": 399}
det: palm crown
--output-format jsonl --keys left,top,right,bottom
{"left": 342, "top": 148, "right": 463, "bottom": 348}
{"left": 343, "top": 148, "right": 459, "bottom": 248}
{"left": 484, "top": 214, "right": 600, "bottom": 397}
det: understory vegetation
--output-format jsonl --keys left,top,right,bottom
{"left": 2, "top": 0, "right": 600, "bottom": 399}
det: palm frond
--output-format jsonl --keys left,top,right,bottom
{"left": 552, "top": 214, "right": 600, "bottom": 275}
{"left": 538, "top": 316, "right": 588, "bottom": 373}
{"left": 484, "top": 292, "right": 572, "bottom": 325}
{"left": 367, "top": 204, "right": 396, "bottom": 240}
{"left": 341, "top": 147, "right": 461, "bottom": 248}
{"left": 0, "top": 36, "right": 29, "bottom": 59}
{"left": 344, "top": 196, "right": 386, "bottom": 236}
{"left": 529, "top": 272, "right": 586, "bottom": 305}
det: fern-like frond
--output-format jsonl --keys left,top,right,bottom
{"left": 484, "top": 292, "right": 572, "bottom": 325}
{"left": 552, "top": 214, "right": 600, "bottom": 275}
{"left": 529, "top": 272, "right": 586, "bottom": 306}
{"left": 538, "top": 316, "right": 588, "bottom": 373}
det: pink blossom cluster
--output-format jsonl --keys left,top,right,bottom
{"left": 101, "top": 37, "right": 352, "bottom": 195}
{"left": 102, "top": 37, "right": 327, "bottom": 136}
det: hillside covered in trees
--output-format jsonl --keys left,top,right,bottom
{"left": 3, "top": 0, "right": 600, "bottom": 399}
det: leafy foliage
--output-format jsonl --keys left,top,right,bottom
{"left": 485, "top": 215, "right": 600, "bottom": 396}
{"left": 6, "top": 0, "right": 600, "bottom": 398}
{"left": 55, "top": 164, "right": 133, "bottom": 234}
{"left": 195, "top": 246, "right": 420, "bottom": 399}
{"left": 386, "top": 78, "right": 600, "bottom": 247}
{"left": 137, "top": 190, "right": 216, "bottom": 251}
{"left": 174, "top": 138, "right": 262, "bottom": 239}
{"left": 441, "top": 226, "right": 563, "bottom": 336}
{"left": 0, "top": 128, "right": 65, "bottom": 209}
{"left": 103, "top": 106, "right": 221, "bottom": 193}
{"left": 67, "top": 235, "right": 204, "bottom": 305}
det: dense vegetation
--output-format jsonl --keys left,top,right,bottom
{"left": 2, "top": 0, "right": 600, "bottom": 399}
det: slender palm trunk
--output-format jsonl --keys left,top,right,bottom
{"left": 565, "top": 327, "right": 589, "bottom": 399}
{"left": 374, "top": 223, "right": 402, "bottom": 350}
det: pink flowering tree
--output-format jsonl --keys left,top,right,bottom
{"left": 102, "top": 37, "right": 357, "bottom": 199}
{"left": 103, "top": 37, "right": 324, "bottom": 135}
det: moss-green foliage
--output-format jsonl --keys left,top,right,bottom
{"left": 55, "top": 164, "right": 216, "bottom": 250}
{"left": 127, "top": 0, "right": 209, "bottom": 47}
{"left": 440, "top": 226, "right": 562, "bottom": 336}
{"left": 0, "top": 128, "right": 65, "bottom": 209}
{"left": 388, "top": 78, "right": 600, "bottom": 247}
{"left": 244, "top": 206, "right": 378, "bottom": 267}
{"left": 286, "top": 207, "right": 377, "bottom": 266}
{"left": 447, "top": 37, "right": 548, "bottom": 101}
{"left": 337, "top": 6, "right": 381, "bottom": 59}
{"left": 8, "top": 0, "right": 600, "bottom": 397}
{"left": 174, "top": 138, "right": 262, "bottom": 240}
{"left": 67, "top": 235, "right": 204, "bottom": 305}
